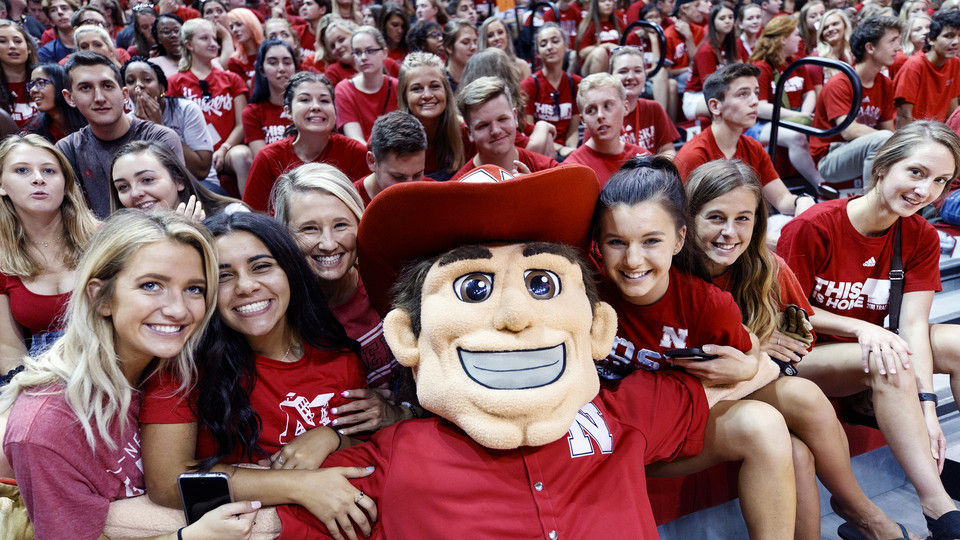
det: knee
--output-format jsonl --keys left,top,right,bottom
{"left": 867, "top": 362, "right": 916, "bottom": 394}
{"left": 791, "top": 436, "right": 815, "bottom": 476}
{"left": 723, "top": 400, "right": 792, "bottom": 455}
{"left": 228, "top": 144, "right": 253, "bottom": 165}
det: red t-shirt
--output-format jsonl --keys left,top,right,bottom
{"left": 686, "top": 41, "right": 749, "bottom": 93}
{"left": 329, "top": 278, "right": 398, "bottom": 390}
{"left": 664, "top": 23, "right": 706, "bottom": 70}
{"left": 140, "top": 345, "right": 366, "bottom": 463}
{"left": 711, "top": 254, "right": 816, "bottom": 317}
{"left": 277, "top": 367, "right": 708, "bottom": 539}
{"left": 889, "top": 50, "right": 914, "bottom": 80}
{"left": 777, "top": 198, "right": 941, "bottom": 343}
{"left": 242, "top": 134, "right": 370, "bottom": 211}
{"left": 577, "top": 12, "right": 627, "bottom": 49}
{"left": 626, "top": 0, "right": 645, "bottom": 22}
{"left": 242, "top": 100, "right": 291, "bottom": 144}
{"left": 674, "top": 126, "right": 779, "bottom": 185}
{"left": 450, "top": 147, "right": 559, "bottom": 180}
{"left": 174, "top": 5, "right": 200, "bottom": 20}
{"left": 40, "top": 28, "right": 54, "bottom": 46}
{"left": 226, "top": 53, "right": 257, "bottom": 84}
{"left": 623, "top": 98, "right": 680, "bottom": 151}
{"left": 893, "top": 53, "right": 960, "bottom": 122}
{"left": 564, "top": 142, "right": 650, "bottom": 187}
{"left": 296, "top": 23, "right": 317, "bottom": 53}
{"left": 596, "top": 267, "right": 752, "bottom": 380}
{"left": 0, "top": 273, "right": 70, "bottom": 334}
{"left": 166, "top": 69, "right": 248, "bottom": 150}
{"left": 324, "top": 62, "right": 356, "bottom": 87}
{"left": 4, "top": 388, "right": 145, "bottom": 540}
{"left": 754, "top": 61, "right": 814, "bottom": 109}
{"left": 7, "top": 80, "right": 37, "bottom": 128}
{"left": 543, "top": 2, "right": 583, "bottom": 48}
{"left": 334, "top": 76, "right": 400, "bottom": 140}
{"left": 520, "top": 71, "right": 582, "bottom": 145}
{"left": 810, "top": 70, "right": 895, "bottom": 165}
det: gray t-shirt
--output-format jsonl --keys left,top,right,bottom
{"left": 56, "top": 117, "right": 185, "bottom": 219}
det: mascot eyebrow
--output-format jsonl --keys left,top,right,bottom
{"left": 437, "top": 245, "right": 494, "bottom": 266}
{"left": 437, "top": 243, "right": 580, "bottom": 268}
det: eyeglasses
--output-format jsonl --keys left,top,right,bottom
{"left": 79, "top": 18, "right": 106, "bottom": 27}
{"left": 157, "top": 26, "right": 180, "bottom": 37}
{"left": 352, "top": 47, "right": 383, "bottom": 57}
{"left": 427, "top": 32, "right": 442, "bottom": 39}
{"left": 132, "top": 5, "right": 156, "bottom": 12}
{"left": 198, "top": 79, "right": 212, "bottom": 101}
{"left": 26, "top": 78, "right": 52, "bottom": 92}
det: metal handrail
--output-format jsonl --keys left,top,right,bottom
{"left": 620, "top": 20, "right": 667, "bottom": 78}
{"left": 768, "top": 57, "right": 862, "bottom": 169}
{"left": 523, "top": 0, "right": 559, "bottom": 26}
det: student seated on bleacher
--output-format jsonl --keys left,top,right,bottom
{"left": 451, "top": 76, "right": 558, "bottom": 180}
{"left": 674, "top": 63, "right": 815, "bottom": 219}
{"left": 810, "top": 16, "right": 897, "bottom": 188}
{"left": 354, "top": 111, "right": 427, "bottom": 206}
{"left": 565, "top": 73, "right": 649, "bottom": 186}
{"left": 894, "top": 10, "right": 960, "bottom": 126}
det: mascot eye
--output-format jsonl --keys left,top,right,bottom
{"left": 453, "top": 272, "right": 494, "bottom": 303}
{"left": 524, "top": 270, "right": 560, "bottom": 299}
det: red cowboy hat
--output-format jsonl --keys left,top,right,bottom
{"left": 358, "top": 164, "right": 601, "bottom": 317}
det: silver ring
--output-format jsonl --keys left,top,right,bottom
{"left": 355, "top": 492, "right": 365, "bottom": 504}
{"left": 276, "top": 456, "right": 285, "bottom": 465}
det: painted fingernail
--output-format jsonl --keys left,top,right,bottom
{"left": 342, "top": 391, "right": 349, "bottom": 398}
{"left": 331, "top": 408, "right": 338, "bottom": 414}
{"left": 366, "top": 466, "right": 375, "bottom": 470}
{"left": 332, "top": 419, "right": 338, "bottom": 426}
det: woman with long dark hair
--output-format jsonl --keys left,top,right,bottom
{"left": 0, "top": 20, "right": 39, "bottom": 128}
{"left": 244, "top": 39, "right": 296, "bottom": 155}
{"left": 121, "top": 56, "right": 215, "bottom": 185}
{"left": 21, "top": 63, "right": 87, "bottom": 142}
{"left": 683, "top": 4, "right": 746, "bottom": 120}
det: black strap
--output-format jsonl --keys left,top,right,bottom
{"left": 381, "top": 78, "right": 393, "bottom": 116}
{"left": 887, "top": 220, "right": 904, "bottom": 333}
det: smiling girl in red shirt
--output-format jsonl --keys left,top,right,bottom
{"left": 167, "top": 18, "right": 252, "bottom": 194}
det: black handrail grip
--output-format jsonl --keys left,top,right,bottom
{"left": 768, "top": 57, "right": 862, "bottom": 167}
{"left": 523, "top": 1, "right": 559, "bottom": 26}
{"left": 620, "top": 20, "right": 666, "bottom": 79}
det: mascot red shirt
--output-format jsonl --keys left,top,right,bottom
{"left": 277, "top": 164, "right": 710, "bottom": 539}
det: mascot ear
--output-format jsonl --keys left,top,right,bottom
{"left": 383, "top": 309, "right": 421, "bottom": 368}
{"left": 590, "top": 301, "right": 618, "bottom": 361}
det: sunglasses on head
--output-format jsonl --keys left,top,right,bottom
{"left": 198, "top": 79, "right": 212, "bottom": 101}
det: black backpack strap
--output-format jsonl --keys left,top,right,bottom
{"left": 887, "top": 220, "right": 904, "bottom": 333}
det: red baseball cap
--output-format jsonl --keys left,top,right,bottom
{"left": 358, "top": 164, "right": 601, "bottom": 316}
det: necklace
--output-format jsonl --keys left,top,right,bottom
{"left": 28, "top": 235, "right": 61, "bottom": 248}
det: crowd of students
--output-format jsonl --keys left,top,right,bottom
{"left": 3, "top": 0, "right": 960, "bottom": 537}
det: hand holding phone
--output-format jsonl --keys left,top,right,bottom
{"left": 663, "top": 347, "right": 719, "bottom": 361}
{"left": 178, "top": 472, "right": 233, "bottom": 525}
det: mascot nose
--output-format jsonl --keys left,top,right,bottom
{"left": 493, "top": 286, "right": 533, "bottom": 333}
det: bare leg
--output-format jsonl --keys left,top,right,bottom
{"left": 667, "top": 78, "right": 679, "bottom": 123}
{"left": 791, "top": 435, "right": 820, "bottom": 540}
{"left": 647, "top": 399, "right": 796, "bottom": 540}
{"left": 930, "top": 323, "right": 960, "bottom": 410}
{"left": 801, "top": 343, "right": 958, "bottom": 520}
{"left": 749, "top": 377, "right": 912, "bottom": 539}
{"left": 580, "top": 48, "right": 610, "bottom": 76}
{"left": 226, "top": 144, "right": 253, "bottom": 196}
{"left": 759, "top": 125, "right": 826, "bottom": 187}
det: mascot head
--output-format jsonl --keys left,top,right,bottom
{"left": 359, "top": 165, "right": 617, "bottom": 450}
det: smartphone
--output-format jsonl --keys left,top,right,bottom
{"left": 662, "top": 348, "right": 719, "bottom": 361}
{"left": 178, "top": 472, "right": 232, "bottom": 525}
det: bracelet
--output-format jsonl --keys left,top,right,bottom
{"left": 177, "top": 527, "right": 184, "bottom": 540}
{"left": 794, "top": 194, "right": 813, "bottom": 209}
{"left": 919, "top": 392, "right": 939, "bottom": 406}
{"left": 333, "top": 429, "right": 343, "bottom": 451}
{"left": 401, "top": 401, "right": 419, "bottom": 419}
